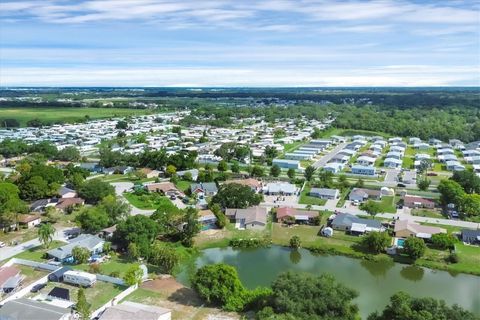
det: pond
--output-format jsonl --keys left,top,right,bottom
{"left": 177, "top": 246, "right": 480, "bottom": 319}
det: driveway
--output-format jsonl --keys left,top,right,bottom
{"left": 312, "top": 142, "right": 348, "bottom": 169}
{"left": 384, "top": 169, "right": 400, "bottom": 183}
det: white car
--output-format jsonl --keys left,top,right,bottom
{"left": 0, "top": 242, "right": 6, "bottom": 248}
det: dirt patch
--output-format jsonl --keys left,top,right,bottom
{"left": 142, "top": 276, "right": 184, "bottom": 295}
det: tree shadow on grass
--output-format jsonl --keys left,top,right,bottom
{"left": 167, "top": 287, "right": 204, "bottom": 307}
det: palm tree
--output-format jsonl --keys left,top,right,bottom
{"left": 38, "top": 223, "right": 55, "bottom": 248}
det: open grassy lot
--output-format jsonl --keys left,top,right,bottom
{"left": 417, "top": 243, "right": 480, "bottom": 275}
{"left": 0, "top": 227, "right": 39, "bottom": 245}
{"left": 0, "top": 107, "right": 153, "bottom": 127}
{"left": 411, "top": 209, "right": 444, "bottom": 219}
{"left": 15, "top": 264, "right": 49, "bottom": 285}
{"left": 14, "top": 241, "right": 66, "bottom": 262}
{"left": 123, "top": 192, "right": 175, "bottom": 210}
{"left": 299, "top": 184, "right": 327, "bottom": 206}
{"left": 174, "top": 180, "right": 191, "bottom": 193}
{"left": 378, "top": 196, "right": 397, "bottom": 213}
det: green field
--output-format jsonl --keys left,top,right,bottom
{"left": 0, "top": 107, "right": 153, "bottom": 126}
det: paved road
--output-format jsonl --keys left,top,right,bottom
{"left": 0, "top": 227, "right": 71, "bottom": 262}
{"left": 111, "top": 182, "right": 155, "bottom": 216}
{"left": 312, "top": 142, "right": 348, "bottom": 169}
{"left": 260, "top": 202, "right": 480, "bottom": 229}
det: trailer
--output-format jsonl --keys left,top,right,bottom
{"left": 63, "top": 270, "right": 96, "bottom": 287}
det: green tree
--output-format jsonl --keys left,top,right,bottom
{"left": 459, "top": 193, "right": 480, "bottom": 217}
{"left": 56, "top": 146, "right": 81, "bottom": 162}
{"left": 72, "top": 246, "right": 90, "bottom": 264}
{"left": 250, "top": 165, "right": 265, "bottom": 177}
{"left": 181, "top": 207, "right": 201, "bottom": 247}
{"left": 123, "top": 264, "right": 143, "bottom": 286}
{"left": 417, "top": 177, "right": 431, "bottom": 191}
{"left": 211, "top": 203, "right": 227, "bottom": 228}
{"left": 212, "top": 183, "right": 263, "bottom": 209}
{"left": 318, "top": 169, "right": 334, "bottom": 188}
{"left": 0, "top": 182, "right": 27, "bottom": 227}
{"left": 362, "top": 232, "right": 390, "bottom": 254}
{"left": 403, "top": 237, "right": 426, "bottom": 260}
{"left": 115, "top": 120, "right": 128, "bottom": 129}
{"left": 149, "top": 242, "right": 179, "bottom": 274}
{"left": 217, "top": 160, "right": 228, "bottom": 172}
{"left": 38, "top": 223, "right": 55, "bottom": 248}
{"left": 99, "top": 195, "right": 130, "bottom": 224}
{"left": 360, "top": 200, "right": 382, "bottom": 218}
{"left": 336, "top": 174, "right": 349, "bottom": 190}
{"left": 270, "top": 164, "right": 281, "bottom": 177}
{"left": 192, "top": 264, "right": 249, "bottom": 311}
{"left": 289, "top": 235, "right": 301, "bottom": 249}
{"left": 355, "top": 178, "right": 365, "bottom": 188}
{"left": 367, "top": 291, "right": 477, "bottom": 320}
{"left": 231, "top": 161, "right": 240, "bottom": 173}
{"left": 264, "top": 146, "right": 278, "bottom": 161}
{"left": 166, "top": 164, "right": 177, "bottom": 177}
{"left": 76, "top": 288, "right": 91, "bottom": 320}
{"left": 311, "top": 127, "right": 322, "bottom": 139}
{"left": 78, "top": 179, "right": 115, "bottom": 204}
{"left": 451, "top": 170, "right": 480, "bottom": 194}
{"left": 19, "top": 176, "right": 50, "bottom": 201}
{"left": 438, "top": 179, "right": 465, "bottom": 207}
{"left": 287, "top": 168, "right": 295, "bottom": 180}
{"left": 113, "top": 215, "right": 160, "bottom": 258}
{"left": 75, "top": 207, "right": 110, "bottom": 233}
{"left": 431, "top": 233, "right": 456, "bottom": 250}
{"left": 304, "top": 165, "right": 315, "bottom": 181}
{"left": 267, "top": 272, "right": 358, "bottom": 320}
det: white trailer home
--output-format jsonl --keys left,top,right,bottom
{"left": 63, "top": 270, "right": 96, "bottom": 287}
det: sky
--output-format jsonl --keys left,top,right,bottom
{"left": 0, "top": 0, "right": 479, "bottom": 87}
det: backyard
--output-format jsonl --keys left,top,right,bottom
{"left": 123, "top": 192, "right": 176, "bottom": 210}
{"left": 299, "top": 184, "right": 327, "bottom": 206}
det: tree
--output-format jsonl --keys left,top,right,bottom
{"left": 181, "top": 207, "right": 201, "bottom": 247}
{"left": 76, "top": 288, "right": 90, "bottom": 320}
{"left": 403, "top": 237, "right": 426, "bottom": 260}
{"left": 336, "top": 174, "right": 349, "bottom": 190}
{"left": 304, "top": 165, "right": 315, "bottom": 181}
{"left": 123, "top": 264, "right": 143, "bottom": 286}
{"left": 99, "top": 195, "right": 130, "bottom": 223}
{"left": 75, "top": 207, "right": 110, "bottom": 233}
{"left": 417, "top": 177, "right": 431, "bottom": 191}
{"left": 149, "top": 242, "right": 179, "bottom": 274}
{"left": 438, "top": 179, "right": 465, "bottom": 207}
{"left": 211, "top": 203, "right": 227, "bottom": 228}
{"left": 417, "top": 159, "right": 432, "bottom": 175}
{"left": 192, "top": 264, "right": 249, "bottom": 311}
{"left": 56, "top": 146, "right": 81, "bottom": 162}
{"left": 115, "top": 120, "right": 128, "bottom": 129}
{"left": 231, "top": 161, "right": 240, "bottom": 173}
{"left": 270, "top": 164, "right": 281, "bottom": 177}
{"left": 367, "top": 291, "right": 477, "bottom": 320}
{"left": 72, "top": 246, "right": 90, "bottom": 264}
{"left": 0, "top": 182, "right": 27, "bottom": 227}
{"left": 451, "top": 170, "right": 480, "bottom": 194}
{"left": 431, "top": 233, "right": 456, "bottom": 250}
{"left": 459, "top": 193, "right": 480, "bottom": 217}
{"left": 289, "top": 235, "right": 301, "bottom": 249}
{"left": 318, "top": 169, "right": 334, "bottom": 188}
{"left": 360, "top": 200, "right": 382, "bottom": 218}
{"left": 250, "top": 165, "right": 264, "bottom": 177}
{"left": 287, "top": 168, "right": 295, "bottom": 180}
{"left": 78, "top": 179, "right": 115, "bottom": 204}
{"left": 217, "top": 160, "right": 228, "bottom": 172}
{"left": 362, "top": 232, "right": 390, "bottom": 254}
{"left": 166, "top": 164, "right": 176, "bottom": 177}
{"left": 29, "top": 141, "right": 58, "bottom": 159}
{"left": 38, "top": 223, "right": 55, "bottom": 248}
{"left": 113, "top": 215, "right": 160, "bottom": 258}
{"left": 267, "top": 272, "right": 358, "bottom": 320}
{"left": 355, "top": 178, "right": 365, "bottom": 188}
{"left": 212, "top": 183, "right": 263, "bottom": 209}
{"left": 19, "top": 176, "right": 50, "bottom": 201}
{"left": 264, "top": 146, "right": 278, "bottom": 161}
{"left": 311, "top": 127, "right": 322, "bottom": 139}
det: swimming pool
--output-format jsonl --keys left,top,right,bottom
{"left": 396, "top": 238, "right": 405, "bottom": 248}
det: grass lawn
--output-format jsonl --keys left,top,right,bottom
{"left": 378, "top": 196, "right": 397, "bottom": 213}
{"left": 417, "top": 243, "right": 480, "bottom": 275}
{"left": 282, "top": 141, "right": 304, "bottom": 153}
{"left": 336, "top": 187, "right": 352, "bottom": 208}
{"left": 15, "top": 264, "right": 49, "bottom": 285}
{"left": 174, "top": 180, "right": 191, "bottom": 193}
{"left": 299, "top": 185, "right": 327, "bottom": 206}
{"left": 0, "top": 107, "right": 153, "bottom": 127}
{"left": 14, "top": 240, "right": 66, "bottom": 262}
{"left": 0, "top": 227, "right": 39, "bottom": 245}
{"left": 402, "top": 156, "right": 414, "bottom": 169}
{"left": 123, "top": 192, "right": 176, "bottom": 210}
{"left": 411, "top": 209, "right": 444, "bottom": 219}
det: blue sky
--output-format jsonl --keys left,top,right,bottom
{"left": 0, "top": 0, "right": 479, "bottom": 87}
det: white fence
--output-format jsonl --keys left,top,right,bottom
{"left": 91, "top": 284, "right": 138, "bottom": 318}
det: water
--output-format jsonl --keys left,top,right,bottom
{"left": 177, "top": 246, "right": 480, "bottom": 319}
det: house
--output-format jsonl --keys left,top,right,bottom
{"left": 99, "top": 225, "right": 117, "bottom": 240}
{"left": 264, "top": 182, "right": 297, "bottom": 195}
{"left": 145, "top": 182, "right": 181, "bottom": 196}
{"left": 30, "top": 199, "right": 51, "bottom": 212}
{"left": 285, "top": 152, "right": 313, "bottom": 160}
{"left": 138, "top": 168, "right": 161, "bottom": 179}
{"left": 394, "top": 220, "right": 446, "bottom": 239}
{"left": 198, "top": 209, "right": 217, "bottom": 230}
{"left": 276, "top": 207, "right": 318, "bottom": 224}
{"left": 403, "top": 195, "right": 435, "bottom": 209}
{"left": 177, "top": 169, "right": 199, "bottom": 181}
{"left": 309, "top": 188, "right": 339, "bottom": 200}
{"left": 190, "top": 182, "right": 218, "bottom": 196}
{"left": 114, "top": 166, "right": 134, "bottom": 175}
{"left": 18, "top": 214, "right": 41, "bottom": 229}
{"left": 331, "top": 213, "right": 384, "bottom": 234}
{"left": 384, "top": 158, "right": 403, "bottom": 168}
{"left": 349, "top": 188, "right": 382, "bottom": 202}
{"left": 272, "top": 158, "right": 301, "bottom": 169}
{"left": 446, "top": 160, "right": 465, "bottom": 171}
{"left": 48, "top": 266, "right": 73, "bottom": 282}
{"left": 0, "top": 266, "right": 22, "bottom": 294}
{"left": 323, "top": 162, "right": 344, "bottom": 173}
{"left": 225, "top": 206, "right": 268, "bottom": 230}
{"left": 461, "top": 229, "right": 480, "bottom": 245}
{"left": 58, "top": 186, "right": 76, "bottom": 198}
{"left": 356, "top": 155, "right": 376, "bottom": 166}
{"left": 223, "top": 178, "right": 262, "bottom": 192}
{"left": 330, "top": 154, "right": 350, "bottom": 164}
{"left": 385, "top": 151, "right": 403, "bottom": 160}
{"left": 47, "top": 234, "right": 104, "bottom": 263}
{"left": 351, "top": 165, "right": 376, "bottom": 176}
{"left": 99, "top": 301, "right": 172, "bottom": 320}
{"left": 55, "top": 197, "right": 84, "bottom": 212}
{"left": 0, "top": 298, "right": 71, "bottom": 320}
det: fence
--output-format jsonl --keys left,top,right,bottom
{"left": 4, "top": 258, "right": 60, "bottom": 271}
{"left": 96, "top": 274, "right": 125, "bottom": 286}
{"left": 90, "top": 284, "right": 138, "bottom": 318}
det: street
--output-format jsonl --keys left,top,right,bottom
{"left": 312, "top": 142, "right": 348, "bottom": 168}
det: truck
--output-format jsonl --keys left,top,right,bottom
{"left": 62, "top": 270, "right": 96, "bottom": 287}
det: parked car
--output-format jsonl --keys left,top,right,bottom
{"left": 427, "top": 172, "right": 438, "bottom": 176}
{"left": 0, "top": 242, "right": 6, "bottom": 248}
{"left": 397, "top": 183, "right": 406, "bottom": 188}
{"left": 170, "top": 195, "right": 176, "bottom": 200}
{"left": 30, "top": 283, "right": 47, "bottom": 293}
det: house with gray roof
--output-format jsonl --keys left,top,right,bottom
{"left": 225, "top": 206, "right": 268, "bottom": 230}
{"left": 47, "top": 234, "right": 104, "bottom": 263}
{"left": 331, "top": 213, "right": 384, "bottom": 234}
{"left": 0, "top": 298, "right": 71, "bottom": 320}
{"left": 190, "top": 182, "right": 218, "bottom": 196}
{"left": 100, "top": 301, "right": 171, "bottom": 320}
{"left": 309, "top": 188, "right": 339, "bottom": 200}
